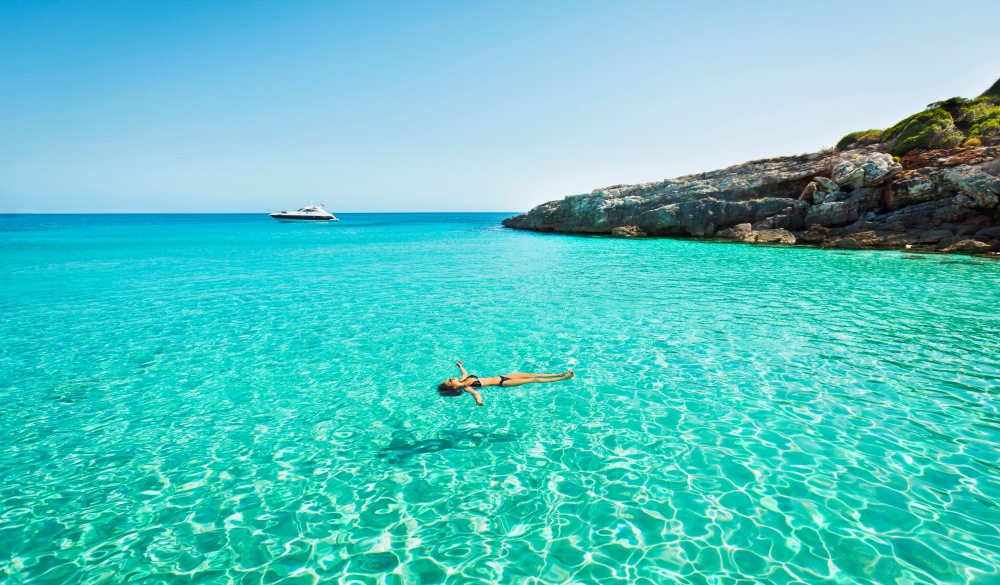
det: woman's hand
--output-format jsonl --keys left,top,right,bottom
{"left": 456, "top": 360, "right": 463, "bottom": 367}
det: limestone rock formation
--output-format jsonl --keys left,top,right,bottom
{"left": 716, "top": 223, "right": 795, "bottom": 244}
{"left": 799, "top": 225, "right": 830, "bottom": 244}
{"left": 835, "top": 238, "right": 863, "bottom": 249}
{"left": 941, "top": 239, "right": 993, "bottom": 253}
{"left": 716, "top": 223, "right": 755, "bottom": 242}
{"left": 943, "top": 161, "right": 1000, "bottom": 209}
{"left": 503, "top": 144, "right": 1000, "bottom": 257}
{"left": 501, "top": 151, "right": 834, "bottom": 235}
{"left": 832, "top": 152, "right": 902, "bottom": 190}
{"left": 814, "top": 176, "right": 840, "bottom": 193}
{"left": 918, "top": 230, "right": 951, "bottom": 243}
{"left": 812, "top": 190, "right": 846, "bottom": 205}
{"left": 754, "top": 229, "right": 797, "bottom": 244}
{"left": 799, "top": 182, "right": 818, "bottom": 202}
{"left": 611, "top": 225, "right": 646, "bottom": 238}
{"left": 804, "top": 200, "right": 858, "bottom": 227}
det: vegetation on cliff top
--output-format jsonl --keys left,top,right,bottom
{"left": 981, "top": 77, "right": 1000, "bottom": 100}
{"left": 835, "top": 129, "right": 883, "bottom": 150}
{"left": 838, "top": 77, "right": 1000, "bottom": 155}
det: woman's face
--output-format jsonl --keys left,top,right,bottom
{"left": 445, "top": 378, "right": 460, "bottom": 388}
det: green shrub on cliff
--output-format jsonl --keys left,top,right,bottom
{"left": 952, "top": 96, "right": 996, "bottom": 129}
{"left": 981, "top": 77, "right": 1000, "bottom": 100}
{"left": 968, "top": 105, "right": 1000, "bottom": 140}
{"left": 836, "top": 129, "right": 883, "bottom": 150}
{"left": 928, "top": 96, "right": 970, "bottom": 116}
{"left": 834, "top": 77, "right": 1000, "bottom": 156}
{"left": 882, "top": 108, "right": 962, "bottom": 156}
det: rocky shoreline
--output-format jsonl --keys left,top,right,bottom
{"left": 502, "top": 145, "right": 1000, "bottom": 257}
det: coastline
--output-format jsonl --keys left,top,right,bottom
{"left": 502, "top": 144, "right": 1000, "bottom": 258}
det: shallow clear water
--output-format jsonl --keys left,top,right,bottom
{"left": 1, "top": 213, "right": 999, "bottom": 584}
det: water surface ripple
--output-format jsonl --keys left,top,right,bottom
{"left": 1, "top": 213, "right": 999, "bottom": 584}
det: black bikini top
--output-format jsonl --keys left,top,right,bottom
{"left": 463, "top": 375, "right": 482, "bottom": 388}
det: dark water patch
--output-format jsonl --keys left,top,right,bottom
{"left": 352, "top": 552, "right": 400, "bottom": 572}
{"left": 376, "top": 429, "right": 519, "bottom": 464}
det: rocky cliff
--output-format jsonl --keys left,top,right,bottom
{"left": 503, "top": 80, "right": 1000, "bottom": 255}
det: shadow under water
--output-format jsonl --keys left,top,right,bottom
{"left": 376, "top": 428, "right": 519, "bottom": 464}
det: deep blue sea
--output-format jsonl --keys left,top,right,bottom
{"left": 1, "top": 213, "right": 999, "bottom": 584}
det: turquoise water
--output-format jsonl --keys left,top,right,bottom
{"left": 1, "top": 213, "right": 999, "bottom": 584}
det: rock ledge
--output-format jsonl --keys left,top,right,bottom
{"left": 503, "top": 145, "right": 1000, "bottom": 257}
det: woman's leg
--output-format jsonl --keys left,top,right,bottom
{"left": 502, "top": 372, "right": 571, "bottom": 379}
{"left": 497, "top": 373, "right": 573, "bottom": 387}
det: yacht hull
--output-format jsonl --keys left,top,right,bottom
{"left": 270, "top": 215, "right": 338, "bottom": 222}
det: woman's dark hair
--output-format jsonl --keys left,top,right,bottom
{"left": 438, "top": 383, "right": 462, "bottom": 397}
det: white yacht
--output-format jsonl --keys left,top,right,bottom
{"left": 269, "top": 203, "right": 338, "bottom": 222}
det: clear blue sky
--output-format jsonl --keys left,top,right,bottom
{"left": 2, "top": 1, "right": 998, "bottom": 213}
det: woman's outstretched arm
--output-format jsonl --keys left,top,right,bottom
{"left": 456, "top": 360, "right": 470, "bottom": 378}
{"left": 463, "top": 386, "right": 484, "bottom": 406}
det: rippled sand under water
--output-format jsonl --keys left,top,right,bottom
{"left": 1, "top": 213, "right": 999, "bottom": 584}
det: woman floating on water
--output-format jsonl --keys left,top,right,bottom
{"left": 438, "top": 361, "right": 574, "bottom": 406}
